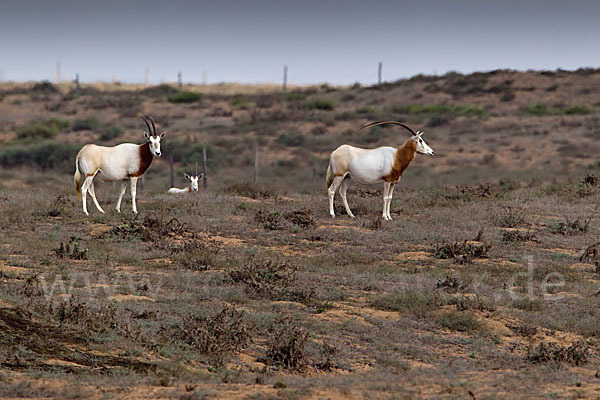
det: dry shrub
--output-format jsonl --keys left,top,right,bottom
{"left": 265, "top": 323, "right": 308, "bottom": 371}
{"left": 255, "top": 209, "right": 315, "bottom": 230}
{"left": 166, "top": 306, "right": 251, "bottom": 366}
{"left": 53, "top": 239, "right": 88, "bottom": 260}
{"left": 106, "top": 216, "right": 190, "bottom": 242}
{"left": 502, "top": 230, "right": 537, "bottom": 243}
{"left": 46, "top": 195, "right": 74, "bottom": 217}
{"left": 580, "top": 242, "right": 600, "bottom": 267}
{"left": 527, "top": 341, "right": 589, "bottom": 366}
{"left": 433, "top": 240, "right": 491, "bottom": 264}
{"left": 224, "top": 182, "right": 279, "bottom": 199}
{"left": 255, "top": 211, "right": 286, "bottom": 230}
{"left": 285, "top": 209, "right": 315, "bottom": 228}
{"left": 435, "top": 275, "right": 465, "bottom": 293}
{"left": 493, "top": 206, "right": 527, "bottom": 228}
{"left": 548, "top": 216, "right": 591, "bottom": 235}
{"left": 577, "top": 173, "right": 599, "bottom": 197}
{"left": 228, "top": 256, "right": 295, "bottom": 300}
{"left": 438, "top": 310, "right": 483, "bottom": 333}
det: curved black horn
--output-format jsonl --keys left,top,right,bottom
{"left": 140, "top": 115, "right": 152, "bottom": 134}
{"left": 186, "top": 162, "right": 193, "bottom": 175}
{"left": 360, "top": 120, "right": 418, "bottom": 136}
{"left": 148, "top": 116, "right": 157, "bottom": 136}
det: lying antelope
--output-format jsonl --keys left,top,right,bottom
{"left": 168, "top": 162, "right": 204, "bottom": 194}
{"left": 74, "top": 115, "right": 165, "bottom": 215}
{"left": 326, "top": 121, "right": 434, "bottom": 220}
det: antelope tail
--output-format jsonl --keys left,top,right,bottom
{"left": 74, "top": 159, "right": 82, "bottom": 200}
{"left": 326, "top": 162, "right": 333, "bottom": 189}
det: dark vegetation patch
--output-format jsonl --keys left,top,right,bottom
{"left": 369, "top": 291, "right": 449, "bottom": 317}
{"left": 502, "top": 230, "right": 537, "bottom": 243}
{"left": 306, "top": 98, "right": 336, "bottom": 111}
{"left": 527, "top": 341, "right": 589, "bottom": 366}
{"left": 0, "top": 307, "right": 155, "bottom": 373}
{"left": 548, "top": 216, "right": 591, "bottom": 235}
{"left": 223, "top": 182, "right": 280, "bottom": 199}
{"left": 254, "top": 209, "right": 315, "bottom": 230}
{"left": 263, "top": 322, "right": 309, "bottom": 371}
{"left": 53, "top": 239, "right": 88, "bottom": 260}
{"left": 493, "top": 206, "right": 527, "bottom": 228}
{"left": 72, "top": 116, "right": 99, "bottom": 131}
{"left": 164, "top": 306, "right": 251, "bottom": 366}
{"left": 433, "top": 237, "right": 491, "bottom": 265}
{"left": 437, "top": 310, "right": 483, "bottom": 333}
{"left": 16, "top": 118, "right": 69, "bottom": 140}
{"left": 395, "top": 104, "right": 485, "bottom": 117}
{"left": 228, "top": 256, "right": 295, "bottom": 300}
{"left": 168, "top": 91, "right": 203, "bottom": 103}
{"left": 0, "top": 141, "right": 80, "bottom": 172}
{"left": 526, "top": 102, "right": 596, "bottom": 116}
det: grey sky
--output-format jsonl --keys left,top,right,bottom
{"left": 1, "top": 0, "right": 599, "bottom": 85}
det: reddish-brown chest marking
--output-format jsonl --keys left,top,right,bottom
{"left": 383, "top": 139, "right": 417, "bottom": 182}
{"left": 131, "top": 142, "right": 153, "bottom": 177}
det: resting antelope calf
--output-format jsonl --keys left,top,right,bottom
{"left": 326, "top": 121, "right": 434, "bottom": 220}
{"left": 168, "top": 163, "right": 204, "bottom": 194}
{"left": 74, "top": 115, "right": 165, "bottom": 215}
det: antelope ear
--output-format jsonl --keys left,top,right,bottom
{"left": 160, "top": 131, "right": 166, "bottom": 138}
{"left": 199, "top": 173, "right": 205, "bottom": 179}
{"left": 184, "top": 173, "right": 191, "bottom": 180}
{"left": 144, "top": 131, "right": 150, "bottom": 141}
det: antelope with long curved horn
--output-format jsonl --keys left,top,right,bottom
{"left": 73, "top": 115, "right": 165, "bottom": 215}
{"left": 168, "top": 162, "right": 203, "bottom": 194}
{"left": 326, "top": 121, "right": 434, "bottom": 220}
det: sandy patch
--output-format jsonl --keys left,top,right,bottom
{"left": 397, "top": 251, "right": 431, "bottom": 261}
{"left": 109, "top": 294, "right": 156, "bottom": 302}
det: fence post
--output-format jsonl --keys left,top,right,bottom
{"left": 75, "top": 73, "right": 80, "bottom": 96}
{"left": 202, "top": 146, "right": 208, "bottom": 192}
{"left": 253, "top": 142, "right": 259, "bottom": 183}
{"left": 169, "top": 155, "right": 174, "bottom": 188}
{"left": 178, "top": 71, "right": 182, "bottom": 92}
{"left": 282, "top": 65, "right": 288, "bottom": 94}
{"left": 56, "top": 62, "right": 61, "bottom": 84}
{"left": 378, "top": 62, "right": 382, "bottom": 85}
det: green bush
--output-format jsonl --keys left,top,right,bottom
{"left": 100, "top": 125, "right": 124, "bottom": 141}
{"left": 167, "top": 141, "right": 223, "bottom": 171}
{"left": 369, "top": 291, "right": 448, "bottom": 317}
{"left": 0, "top": 141, "right": 80, "bottom": 172}
{"left": 307, "top": 98, "right": 336, "bottom": 111}
{"left": 168, "top": 91, "right": 203, "bottom": 103}
{"left": 396, "top": 104, "right": 484, "bottom": 117}
{"left": 16, "top": 118, "right": 69, "bottom": 140}
{"left": 276, "top": 133, "right": 306, "bottom": 147}
{"left": 526, "top": 102, "right": 596, "bottom": 116}
{"left": 230, "top": 95, "right": 251, "bottom": 109}
{"left": 72, "top": 116, "right": 99, "bottom": 131}
{"left": 438, "top": 310, "right": 483, "bottom": 333}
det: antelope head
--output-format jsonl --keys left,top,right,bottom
{"left": 361, "top": 120, "right": 435, "bottom": 156}
{"left": 140, "top": 115, "right": 165, "bottom": 157}
{"left": 185, "top": 162, "right": 203, "bottom": 192}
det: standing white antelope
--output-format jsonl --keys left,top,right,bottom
{"left": 326, "top": 121, "right": 435, "bottom": 220}
{"left": 74, "top": 115, "right": 165, "bottom": 215}
{"left": 168, "top": 162, "right": 204, "bottom": 194}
